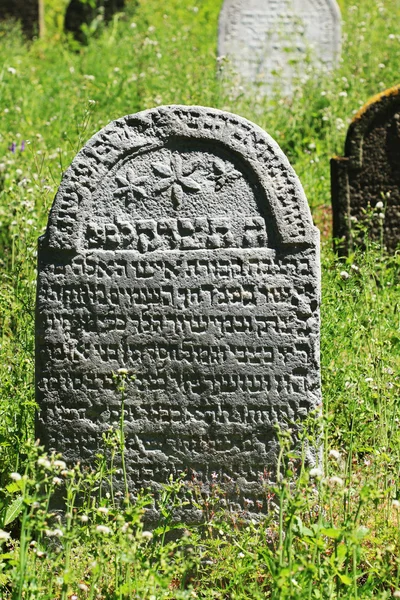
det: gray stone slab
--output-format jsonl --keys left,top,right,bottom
{"left": 36, "top": 105, "right": 321, "bottom": 522}
{"left": 218, "top": 0, "right": 341, "bottom": 95}
{"left": 331, "top": 85, "right": 400, "bottom": 255}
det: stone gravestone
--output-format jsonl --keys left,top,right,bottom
{"left": 64, "top": 0, "right": 126, "bottom": 43}
{"left": 0, "top": 0, "right": 39, "bottom": 38}
{"left": 36, "top": 106, "right": 321, "bottom": 521}
{"left": 331, "top": 85, "right": 400, "bottom": 255}
{"left": 218, "top": 0, "right": 341, "bottom": 95}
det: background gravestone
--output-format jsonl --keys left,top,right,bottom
{"left": 0, "top": 0, "right": 39, "bottom": 38}
{"left": 218, "top": 0, "right": 341, "bottom": 95}
{"left": 331, "top": 85, "right": 400, "bottom": 255}
{"left": 36, "top": 105, "right": 321, "bottom": 521}
{"left": 64, "top": 0, "right": 126, "bottom": 43}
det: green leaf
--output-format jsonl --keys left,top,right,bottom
{"left": 338, "top": 573, "right": 352, "bottom": 586}
{"left": 4, "top": 496, "right": 24, "bottom": 526}
{"left": 321, "top": 527, "right": 342, "bottom": 540}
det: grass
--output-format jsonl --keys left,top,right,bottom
{"left": 0, "top": 0, "right": 399, "bottom": 597}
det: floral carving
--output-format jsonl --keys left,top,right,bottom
{"left": 152, "top": 154, "right": 201, "bottom": 209}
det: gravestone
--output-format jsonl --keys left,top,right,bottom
{"left": 331, "top": 85, "right": 400, "bottom": 255}
{"left": 218, "top": 0, "right": 341, "bottom": 94}
{"left": 64, "top": 0, "right": 125, "bottom": 43}
{"left": 0, "top": 0, "right": 39, "bottom": 38}
{"left": 36, "top": 105, "right": 321, "bottom": 521}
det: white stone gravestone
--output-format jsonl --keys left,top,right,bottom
{"left": 218, "top": 0, "right": 341, "bottom": 95}
{"left": 36, "top": 106, "right": 321, "bottom": 522}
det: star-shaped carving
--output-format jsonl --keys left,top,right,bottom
{"left": 152, "top": 154, "right": 201, "bottom": 209}
{"left": 208, "top": 158, "right": 241, "bottom": 191}
{"left": 114, "top": 167, "right": 148, "bottom": 207}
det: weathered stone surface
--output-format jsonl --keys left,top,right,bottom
{"left": 218, "top": 0, "right": 341, "bottom": 94}
{"left": 0, "top": 0, "right": 39, "bottom": 38}
{"left": 36, "top": 105, "right": 321, "bottom": 521}
{"left": 331, "top": 85, "right": 400, "bottom": 255}
{"left": 64, "top": 0, "right": 125, "bottom": 43}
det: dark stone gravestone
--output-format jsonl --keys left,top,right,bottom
{"left": 64, "top": 0, "right": 125, "bottom": 43}
{"left": 0, "top": 0, "right": 39, "bottom": 38}
{"left": 218, "top": 0, "right": 341, "bottom": 95}
{"left": 331, "top": 85, "right": 400, "bottom": 254}
{"left": 36, "top": 106, "right": 321, "bottom": 521}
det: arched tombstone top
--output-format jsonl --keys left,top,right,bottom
{"left": 42, "top": 105, "right": 317, "bottom": 252}
{"left": 344, "top": 85, "right": 400, "bottom": 167}
{"left": 331, "top": 85, "right": 400, "bottom": 254}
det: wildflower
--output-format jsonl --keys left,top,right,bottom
{"left": 238, "top": 552, "right": 245, "bottom": 558}
{"left": 97, "top": 506, "right": 109, "bottom": 515}
{"left": 329, "top": 476, "right": 344, "bottom": 487}
{"left": 54, "top": 460, "right": 66, "bottom": 469}
{"left": 117, "top": 368, "right": 128, "bottom": 375}
{"left": 20, "top": 140, "right": 25, "bottom": 151}
{"left": 350, "top": 264, "right": 359, "bottom": 272}
{"left": 7, "top": 67, "right": 16, "bottom": 75}
{"left": 37, "top": 457, "right": 51, "bottom": 469}
{"left": 88, "top": 99, "right": 96, "bottom": 105}
{"left": 340, "top": 270, "right": 349, "bottom": 280}
{"left": 83, "top": 74, "right": 95, "bottom": 81}
{"left": 142, "top": 530, "right": 153, "bottom": 540}
{"left": 378, "top": 212, "right": 385, "bottom": 220}
{"left": 80, "top": 514, "right": 89, "bottom": 522}
{"left": 393, "top": 591, "right": 400, "bottom": 598}
{"left": 339, "top": 91, "right": 347, "bottom": 97}
{"left": 309, "top": 467, "right": 323, "bottom": 478}
{"left": 10, "top": 472, "right": 22, "bottom": 481}
{"left": 130, "top": 22, "right": 137, "bottom": 28}
{"left": 389, "top": 34, "right": 396, "bottom": 39}
{"left": 378, "top": 63, "right": 385, "bottom": 69}
{"left": 96, "top": 525, "right": 111, "bottom": 534}
{"left": 365, "top": 377, "right": 373, "bottom": 383}
{"left": 45, "top": 528, "right": 63, "bottom": 538}
{"left": 329, "top": 449, "right": 341, "bottom": 460}
{"left": 392, "top": 500, "right": 400, "bottom": 509}
{"left": 52, "top": 477, "right": 62, "bottom": 485}
{"left": 78, "top": 583, "right": 89, "bottom": 592}
{"left": 9, "top": 142, "right": 16, "bottom": 153}
{"left": 0, "top": 530, "right": 10, "bottom": 541}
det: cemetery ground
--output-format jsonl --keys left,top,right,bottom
{"left": 0, "top": 0, "right": 399, "bottom": 597}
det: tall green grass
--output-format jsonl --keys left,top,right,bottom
{"left": 0, "top": 0, "right": 399, "bottom": 597}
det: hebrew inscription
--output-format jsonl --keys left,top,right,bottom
{"left": 36, "top": 106, "right": 321, "bottom": 521}
{"left": 218, "top": 0, "right": 341, "bottom": 94}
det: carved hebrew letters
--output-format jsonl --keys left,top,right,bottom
{"left": 36, "top": 106, "right": 321, "bottom": 520}
{"left": 218, "top": 0, "right": 341, "bottom": 95}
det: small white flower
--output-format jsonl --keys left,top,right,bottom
{"left": 45, "top": 528, "right": 63, "bottom": 538}
{"left": 88, "top": 99, "right": 96, "bottom": 105}
{"left": 329, "top": 449, "right": 341, "bottom": 460}
{"left": 378, "top": 212, "right": 385, "bottom": 220}
{"left": 97, "top": 506, "right": 109, "bottom": 515}
{"left": 78, "top": 583, "right": 89, "bottom": 592}
{"left": 80, "top": 514, "right": 89, "bottom": 522}
{"left": 339, "top": 91, "right": 348, "bottom": 97}
{"left": 0, "top": 529, "right": 11, "bottom": 541}
{"left": 238, "top": 552, "right": 245, "bottom": 558}
{"left": 378, "top": 63, "right": 385, "bottom": 69}
{"left": 10, "top": 472, "right": 22, "bottom": 481}
{"left": 340, "top": 270, "right": 349, "bottom": 280}
{"left": 142, "top": 530, "right": 153, "bottom": 540}
{"left": 329, "top": 476, "right": 344, "bottom": 487}
{"left": 375, "top": 200, "right": 384, "bottom": 210}
{"left": 37, "top": 457, "right": 51, "bottom": 469}
{"left": 350, "top": 264, "right": 359, "bottom": 272}
{"left": 52, "top": 477, "right": 62, "bottom": 485}
{"left": 309, "top": 468, "right": 323, "bottom": 478}
{"left": 130, "top": 22, "right": 137, "bottom": 28}
{"left": 7, "top": 67, "right": 16, "bottom": 75}
{"left": 117, "top": 368, "right": 128, "bottom": 375}
{"left": 393, "top": 591, "right": 400, "bottom": 598}
{"left": 392, "top": 500, "right": 400, "bottom": 509}
{"left": 365, "top": 377, "right": 373, "bottom": 383}
{"left": 389, "top": 33, "right": 396, "bottom": 39}
{"left": 96, "top": 525, "right": 111, "bottom": 534}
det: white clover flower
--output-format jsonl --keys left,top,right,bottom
{"left": 378, "top": 63, "right": 386, "bottom": 69}
{"left": 238, "top": 552, "right": 245, "bottom": 558}
{"left": 329, "top": 449, "right": 341, "bottom": 460}
{"left": 10, "top": 472, "right": 22, "bottom": 481}
{"left": 45, "top": 528, "right": 63, "bottom": 538}
{"left": 309, "top": 467, "right": 323, "bottom": 478}
{"left": 7, "top": 67, "right": 16, "bottom": 75}
{"left": 83, "top": 74, "right": 95, "bottom": 81}
{"left": 96, "top": 525, "right": 111, "bottom": 534}
{"left": 340, "top": 270, "right": 349, "bottom": 280}
{"left": 97, "top": 506, "right": 109, "bottom": 515}
{"left": 389, "top": 34, "right": 396, "bottom": 39}
{"left": 54, "top": 460, "right": 66, "bottom": 469}
{"left": 339, "top": 91, "right": 347, "bottom": 97}
{"left": 0, "top": 530, "right": 11, "bottom": 541}
{"left": 329, "top": 476, "right": 344, "bottom": 487}
{"left": 142, "top": 530, "right": 153, "bottom": 540}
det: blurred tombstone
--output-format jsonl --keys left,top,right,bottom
{"left": 331, "top": 85, "right": 400, "bottom": 254}
{"left": 36, "top": 105, "right": 321, "bottom": 522}
{"left": 64, "top": 0, "right": 125, "bottom": 43}
{"left": 0, "top": 0, "right": 40, "bottom": 38}
{"left": 218, "top": 0, "right": 341, "bottom": 95}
